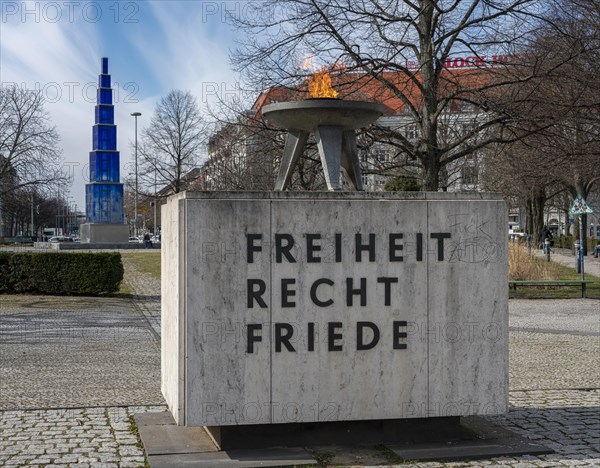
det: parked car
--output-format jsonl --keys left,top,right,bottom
{"left": 128, "top": 236, "right": 142, "bottom": 243}
{"left": 49, "top": 236, "right": 73, "bottom": 243}
{"left": 509, "top": 230, "right": 525, "bottom": 241}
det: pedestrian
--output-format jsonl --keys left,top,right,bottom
{"left": 143, "top": 233, "right": 152, "bottom": 249}
{"left": 540, "top": 225, "right": 551, "bottom": 254}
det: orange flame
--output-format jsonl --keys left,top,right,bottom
{"left": 308, "top": 66, "right": 339, "bottom": 98}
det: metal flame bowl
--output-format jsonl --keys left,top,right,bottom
{"left": 262, "top": 99, "right": 384, "bottom": 132}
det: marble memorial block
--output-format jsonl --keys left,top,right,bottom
{"left": 427, "top": 201, "right": 508, "bottom": 417}
{"left": 161, "top": 192, "right": 508, "bottom": 427}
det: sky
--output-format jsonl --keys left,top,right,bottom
{"left": 1, "top": 0, "right": 247, "bottom": 209}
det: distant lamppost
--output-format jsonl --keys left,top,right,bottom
{"left": 153, "top": 158, "right": 158, "bottom": 235}
{"left": 131, "top": 112, "right": 142, "bottom": 235}
{"left": 30, "top": 193, "right": 35, "bottom": 239}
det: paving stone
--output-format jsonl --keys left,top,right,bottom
{"left": 7, "top": 392, "right": 596, "bottom": 467}
{"left": 0, "top": 295, "right": 163, "bottom": 411}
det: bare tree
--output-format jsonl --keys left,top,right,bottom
{"left": 231, "top": 0, "right": 551, "bottom": 190}
{"left": 483, "top": 0, "right": 600, "bottom": 241}
{"left": 541, "top": 0, "right": 600, "bottom": 243}
{"left": 0, "top": 85, "right": 64, "bottom": 194}
{"left": 0, "top": 86, "right": 66, "bottom": 237}
{"left": 482, "top": 136, "right": 565, "bottom": 241}
{"left": 138, "top": 90, "right": 207, "bottom": 195}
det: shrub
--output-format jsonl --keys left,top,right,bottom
{"left": 384, "top": 176, "right": 422, "bottom": 192}
{"left": 556, "top": 235, "right": 575, "bottom": 249}
{"left": 557, "top": 235, "right": 598, "bottom": 253}
{"left": 0, "top": 252, "right": 123, "bottom": 295}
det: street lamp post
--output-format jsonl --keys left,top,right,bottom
{"left": 153, "top": 159, "right": 157, "bottom": 236}
{"left": 131, "top": 112, "right": 142, "bottom": 236}
{"left": 30, "top": 193, "right": 34, "bottom": 239}
{"left": 66, "top": 196, "right": 73, "bottom": 236}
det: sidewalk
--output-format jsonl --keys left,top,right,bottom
{"left": 0, "top": 293, "right": 165, "bottom": 467}
{"left": 539, "top": 246, "right": 600, "bottom": 277}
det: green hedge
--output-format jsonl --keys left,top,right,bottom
{"left": 556, "top": 236, "right": 599, "bottom": 252}
{"left": 556, "top": 236, "right": 575, "bottom": 249}
{"left": 0, "top": 252, "right": 123, "bottom": 295}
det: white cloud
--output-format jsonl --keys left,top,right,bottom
{"left": 1, "top": 5, "right": 100, "bottom": 208}
{"left": 1, "top": 1, "right": 241, "bottom": 210}
{"left": 129, "top": 1, "right": 242, "bottom": 111}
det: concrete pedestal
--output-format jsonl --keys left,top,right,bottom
{"left": 206, "top": 416, "right": 462, "bottom": 450}
{"left": 162, "top": 191, "right": 509, "bottom": 430}
{"left": 80, "top": 223, "right": 129, "bottom": 244}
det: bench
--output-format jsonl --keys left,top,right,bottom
{"left": 508, "top": 280, "right": 594, "bottom": 299}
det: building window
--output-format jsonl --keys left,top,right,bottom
{"left": 372, "top": 146, "right": 389, "bottom": 163}
{"left": 461, "top": 165, "right": 478, "bottom": 185}
{"left": 404, "top": 125, "right": 419, "bottom": 140}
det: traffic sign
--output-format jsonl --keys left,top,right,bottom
{"left": 569, "top": 194, "right": 594, "bottom": 215}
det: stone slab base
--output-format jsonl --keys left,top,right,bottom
{"left": 134, "top": 412, "right": 552, "bottom": 466}
{"left": 80, "top": 223, "right": 129, "bottom": 244}
{"left": 146, "top": 449, "right": 317, "bottom": 468}
{"left": 389, "top": 416, "right": 553, "bottom": 462}
{"left": 134, "top": 412, "right": 316, "bottom": 468}
{"left": 206, "top": 416, "right": 462, "bottom": 450}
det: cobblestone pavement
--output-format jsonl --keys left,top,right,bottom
{"left": 0, "top": 405, "right": 166, "bottom": 467}
{"left": 0, "top": 390, "right": 597, "bottom": 467}
{"left": 509, "top": 299, "right": 600, "bottom": 391}
{"left": 120, "top": 254, "right": 161, "bottom": 340}
{"left": 0, "top": 295, "right": 163, "bottom": 410}
{"left": 0, "top": 251, "right": 598, "bottom": 467}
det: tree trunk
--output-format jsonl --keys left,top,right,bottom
{"left": 531, "top": 188, "right": 546, "bottom": 245}
{"left": 564, "top": 209, "right": 571, "bottom": 236}
{"left": 422, "top": 157, "right": 440, "bottom": 191}
{"left": 526, "top": 198, "right": 533, "bottom": 236}
{"left": 418, "top": 1, "right": 440, "bottom": 192}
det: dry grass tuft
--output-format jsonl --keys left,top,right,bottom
{"left": 508, "top": 241, "right": 558, "bottom": 280}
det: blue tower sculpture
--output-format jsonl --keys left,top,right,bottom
{"left": 81, "top": 57, "right": 128, "bottom": 243}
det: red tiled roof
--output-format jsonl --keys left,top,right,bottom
{"left": 252, "top": 69, "right": 494, "bottom": 115}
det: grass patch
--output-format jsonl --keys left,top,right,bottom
{"left": 117, "top": 280, "right": 132, "bottom": 296}
{"left": 127, "top": 414, "right": 150, "bottom": 468}
{"left": 374, "top": 444, "right": 404, "bottom": 464}
{"left": 312, "top": 451, "right": 335, "bottom": 467}
{"left": 121, "top": 252, "right": 161, "bottom": 281}
{"left": 511, "top": 264, "right": 600, "bottom": 299}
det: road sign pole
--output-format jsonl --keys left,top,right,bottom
{"left": 569, "top": 193, "right": 593, "bottom": 299}
{"left": 580, "top": 214, "right": 585, "bottom": 298}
